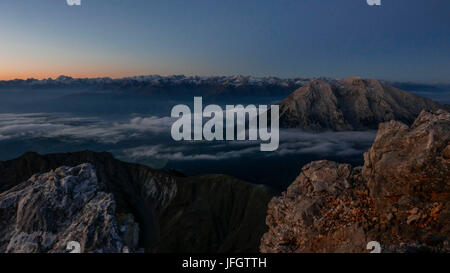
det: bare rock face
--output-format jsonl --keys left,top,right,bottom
{"left": 0, "top": 151, "right": 274, "bottom": 253}
{"left": 0, "top": 164, "right": 133, "bottom": 253}
{"left": 279, "top": 78, "right": 448, "bottom": 131}
{"left": 261, "top": 110, "right": 450, "bottom": 253}
{"left": 260, "top": 161, "right": 376, "bottom": 253}
{"left": 363, "top": 109, "right": 450, "bottom": 215}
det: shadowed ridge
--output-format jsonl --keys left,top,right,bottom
{"left": 0, "top": 150, "right": 275, "bottom": 253}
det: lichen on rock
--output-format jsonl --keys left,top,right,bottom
{"left": 261, "top": 110, "right": 450, "bottom": 253}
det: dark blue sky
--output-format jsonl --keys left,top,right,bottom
{"left": 0, "top": 0, "right": 449, "bottom": 82}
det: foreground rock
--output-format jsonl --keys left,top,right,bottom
{"left": 261, "top": 110, "right": 450, "bottom": 253}
{"left": 279, "top": 78, "right": 449, "bottom": 131}
{"left": 0, "top": 151, "right": 274, "bottom": 253}
{"left": 0, "top": 164, "right": 132, "bottom": 253}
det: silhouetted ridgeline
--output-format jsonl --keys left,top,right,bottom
{"left": 0, "top": 151, "right": 275, "bottom": 253}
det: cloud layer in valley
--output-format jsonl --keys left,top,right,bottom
{"left": 122, "top": 130, "right": 376, "bottom": 162}
{"left": 0, "top": 113, "right": 376, "bottom": 165}
{"left": 0, "top": 113, "right": 174, "bottom": 143}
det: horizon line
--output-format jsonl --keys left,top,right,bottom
{"left": 1, "top": 74, "right": 449, "bottom": 85}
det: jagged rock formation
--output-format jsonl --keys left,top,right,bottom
{"left": 279, "top": 78, "right": 449, "bottom": 131}
{"left": 0, "top": 151, "right": 274, "bottom": 253}
{"left": 363, "top": 109, "right": 450, "bottom": 216}
{"left": 0, "top": 164, "right": 134, "bottom": 253}
{"left": 261, "top": 110, "right": 450, "bottom": 253}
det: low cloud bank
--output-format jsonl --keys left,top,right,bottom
{"left": 0, "top": 113, "right": 376, "bottom": 163}
{"left": 0, "top": 113, "right": 174, "bottom": 143}
{"left": 122, "top": 130, "right": 376, "bottom": 162}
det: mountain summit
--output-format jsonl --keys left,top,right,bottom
{"left": 278, "top": 78, "right": 449, "bottom": 131}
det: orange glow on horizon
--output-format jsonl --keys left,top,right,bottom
{"left": 0, "top": 58, "right": 167, "bottom": 81}
{"left": 0, "top": 72, "right": 137, "bottom": 81}
{"left": 0, "top": 69, "right": 169, "bottom": 81}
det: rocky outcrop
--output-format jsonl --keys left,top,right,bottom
{"left": 0, "top": 164, "right": 131, "bottom": 253}
{"left": 363, "top": 110, "right": 450, "bottom": 215}
{"left": 278, "top": 78, "right": 449, "bottom": 131}
{"left": 0, "top": 151, "right": 274, "bottom": 253}
{"left": 261, "top": 110, "right": 450, "bottom": 253}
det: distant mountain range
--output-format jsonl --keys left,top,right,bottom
{"left": 0, "top": 75, "right": 310, "bottom": 88}
{"left": 1, "top": 75, "right": 449, "bottom": 101}
{"left": 2, "top": 75, "right": 448, "bottom": 91}
{"left": 278, "top": 78, "right": 450, "bottom": 131}
{"left": 0, "top": 75, "right": 308, "bottom": 99}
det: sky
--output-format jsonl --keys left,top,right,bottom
{"left": 0, "top": 0, "right": 449, "bottom": 83}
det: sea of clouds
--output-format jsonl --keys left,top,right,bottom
{"left": 0, "top": 112, "right": 376, "bottom": 163}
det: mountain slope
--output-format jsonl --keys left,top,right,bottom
{"left": 0, "top": 151, "right": 275, "bottom": 253}
{"left": 279, "top": 78, "right": 449, "bottom": 131}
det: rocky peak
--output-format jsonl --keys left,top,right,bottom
{"left": 363, "top": 109, "right": 450, "bottom": 216}
{"left": 261, "top": 110, "right": 450, "bottom": 253}
{"left": 0, "top": 164, "right": 135, "bottom": 253}
{"left": 278, "top": 78, "right": 449, "bottom": 131}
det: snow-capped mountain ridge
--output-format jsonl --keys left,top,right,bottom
{"left": 0, "top": 74, "right": 312, "bottom": 88}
